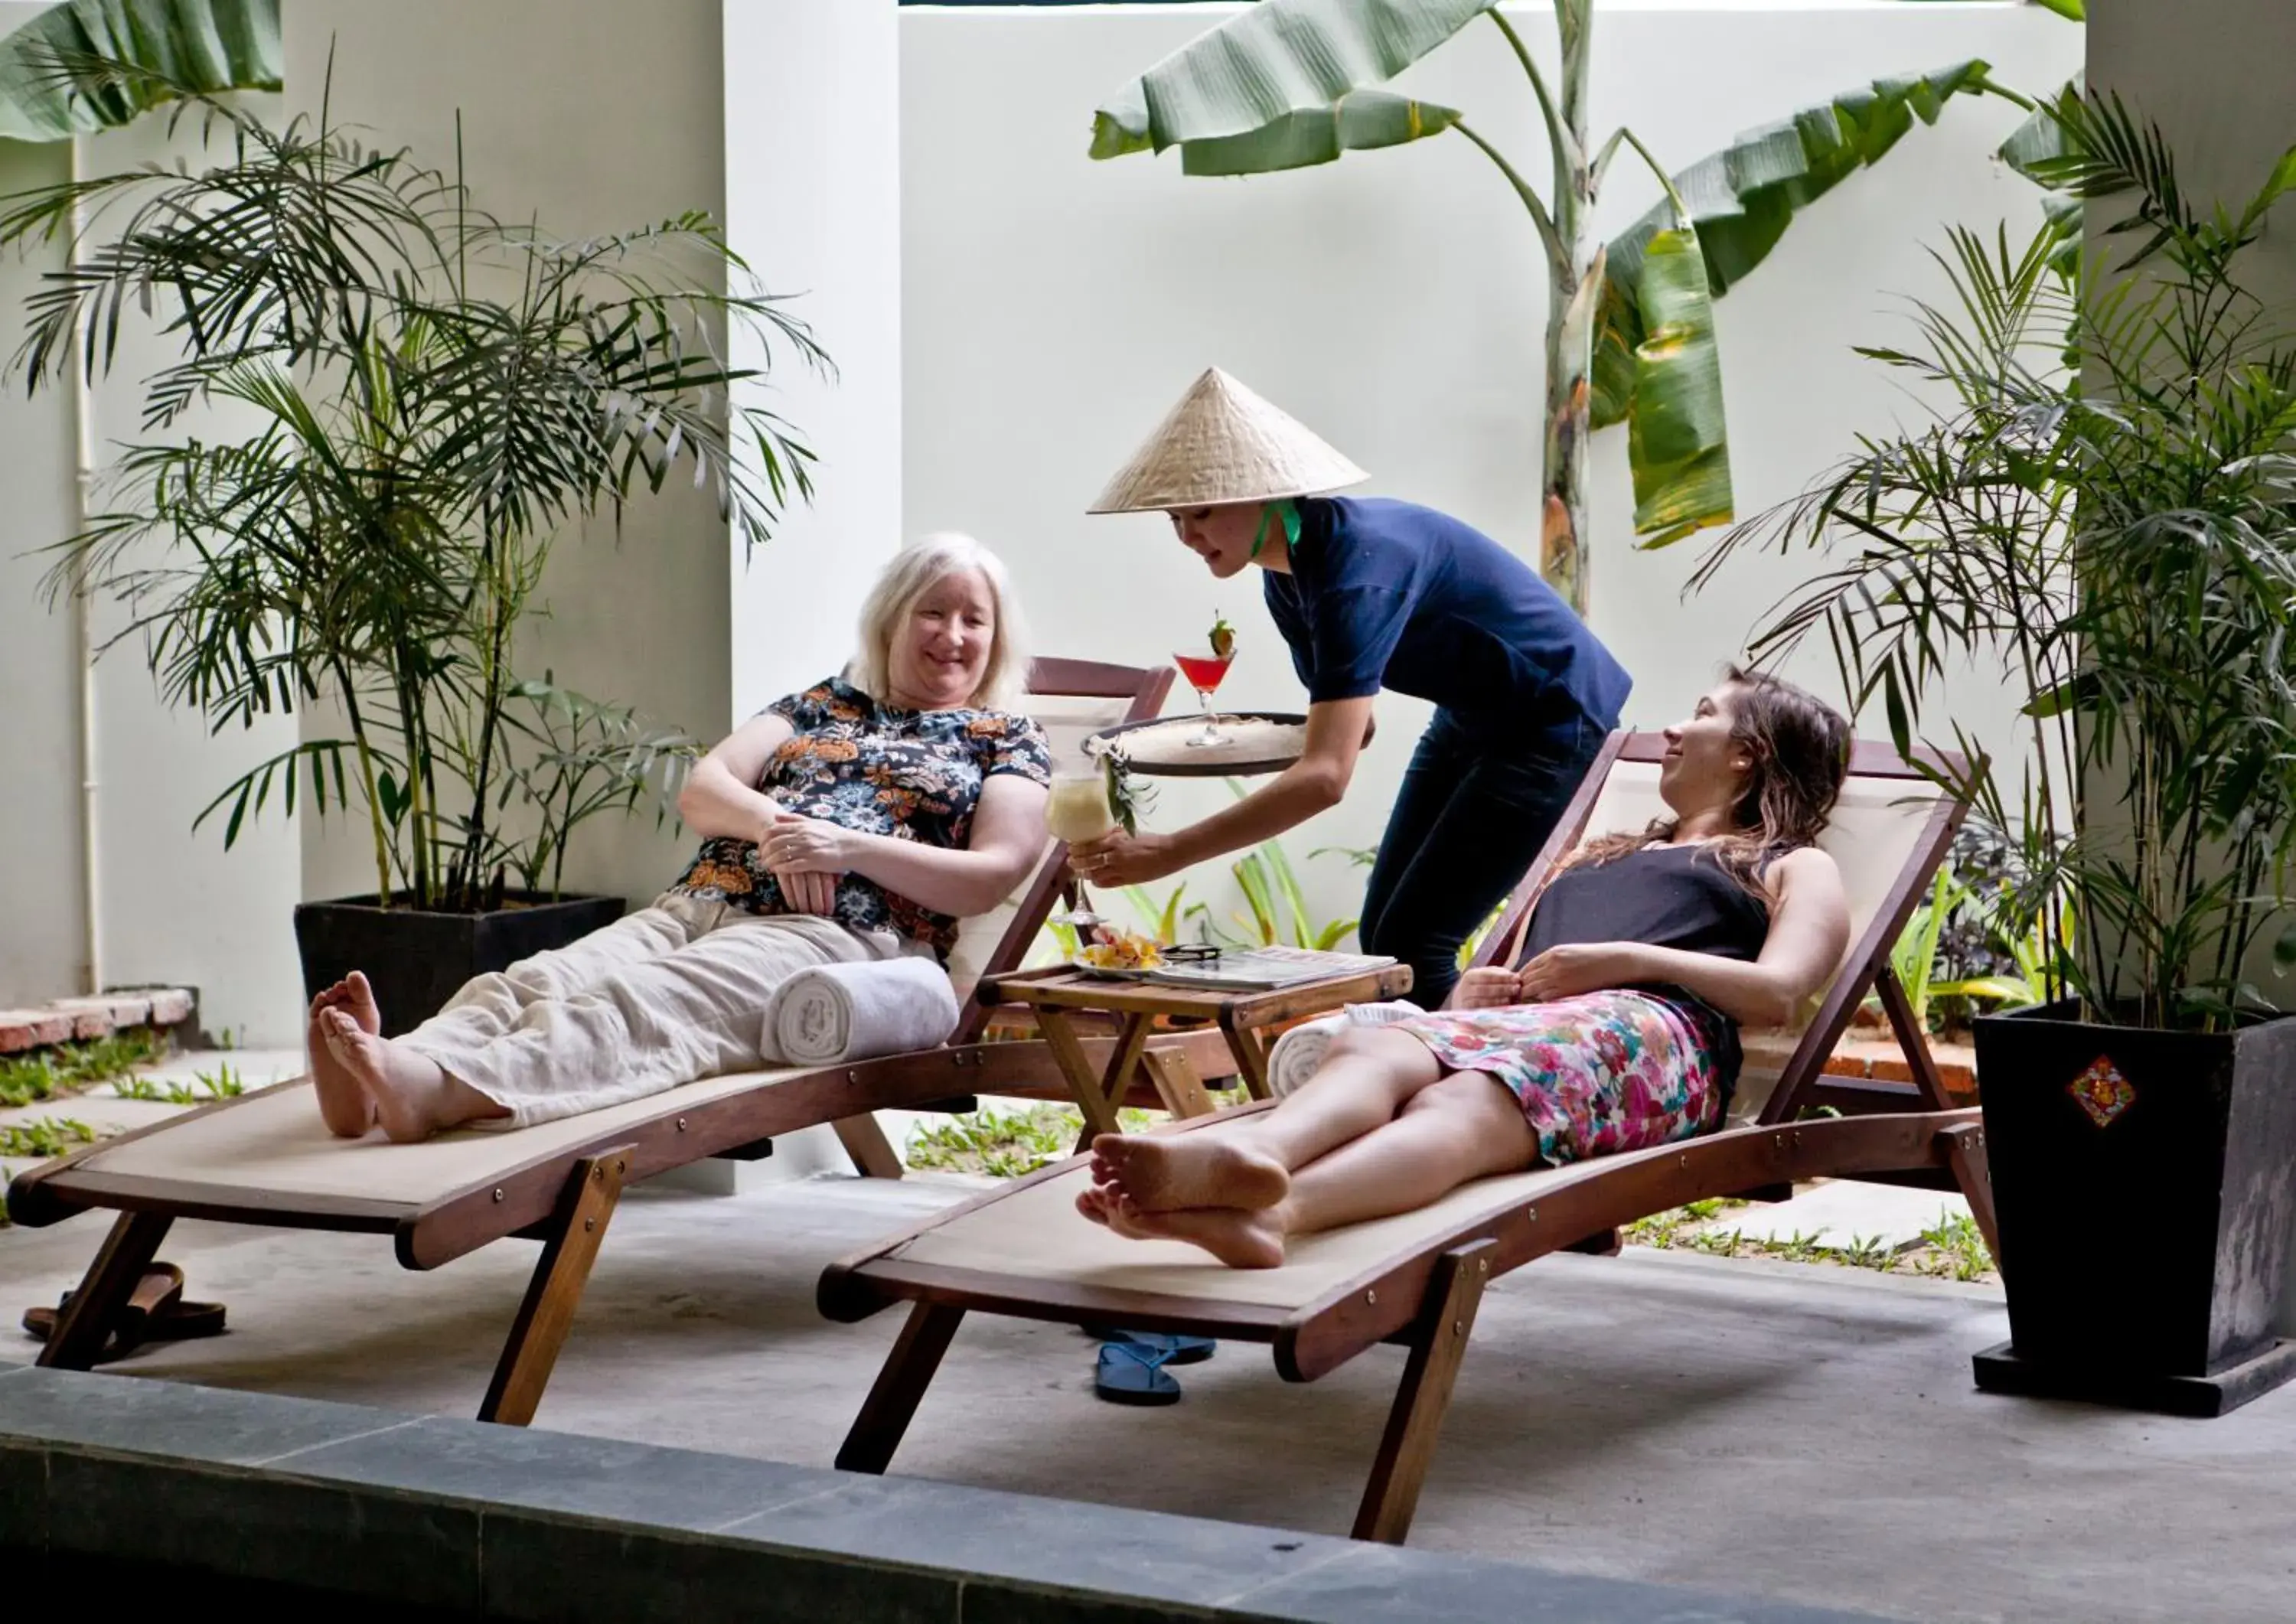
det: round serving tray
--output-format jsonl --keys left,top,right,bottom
{"left": 1088, "top": 711, "right": 1309, "bottom": 778}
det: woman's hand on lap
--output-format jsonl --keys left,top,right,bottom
{"left": 1448, "top": 967, "right": 1521, "bottom": 1011}
{"left": 758, "top": 810, "right": 853, "bottom": 875}
{"left": 755, "top": 811, "right": 844, "bottom": 915}
{"left": 1069, "top": 829, "right": 1179, "bottom": 887}
{"left": 1512, "top": 942, "right": 1650, "bottom": 1004}
{"left": 774, "top": 866, "right": 837, "bottom": 915}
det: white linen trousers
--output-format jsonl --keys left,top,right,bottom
{"left": 396, "top": 893, "right": 918, "bottom": 1127}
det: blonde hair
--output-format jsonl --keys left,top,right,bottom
{"left": 847, "top": 533, "right": 1029, "bottom": 709}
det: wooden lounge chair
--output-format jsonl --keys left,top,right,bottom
{"left": 817, "top": 732, "right": 2004, "bottom": 1544}
{"left": 10, "top": 657, "right": 1244, "bottom": 1424}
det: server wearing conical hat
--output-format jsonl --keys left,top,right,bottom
{"left": 1072, "top": 368, "right": 1631, "bottom": 1011}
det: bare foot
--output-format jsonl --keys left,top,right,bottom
{"left": 1113, "top": 1194, "right": 1288, "bottom": 1270}
{"left": 1091, "top": 1131, "right": 1289, "bottom": 1214}
{"left": 1075, "top": 1183, "right": 1162, "bottom": 1241}
{"left": 321, "top": 1010, "right": 500, "bottom": 1143}
{"left": 307, "top": 977, "right": 380, "bottom": 1137}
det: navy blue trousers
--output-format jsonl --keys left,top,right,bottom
{"left": 1357, "top": 713, "right": 1606, "bottom": 1013}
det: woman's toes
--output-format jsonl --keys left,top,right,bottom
{"left": 344, "top": 970, "right": 382, "bottom": 1033}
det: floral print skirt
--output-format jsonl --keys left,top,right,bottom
{"left": 1394, "top": 990, "right": 1724, "bottom": 1166}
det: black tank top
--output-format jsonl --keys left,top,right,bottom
{"left": 1517, "top": 843, "right": 1773, "bottom": 1098}
{"left": 1519, "top": 843, "right": 1772, "bottom": 964}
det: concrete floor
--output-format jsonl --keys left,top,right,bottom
{"left": 4, "top": 1169, "right": 2290, "bottom": 1624}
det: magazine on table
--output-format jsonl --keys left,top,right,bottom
{"left": 1084, "top": 945, "right": 1397, "bottom": 993}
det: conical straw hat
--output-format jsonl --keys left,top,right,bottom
{"left": 1088, "top": 367, "right": 1368, "bottom": 514}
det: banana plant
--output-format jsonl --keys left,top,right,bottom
{"left": 0, "top": 0, "right": 279, "bottom": 142}
{"left": 1090, "top": 0, "right": 2008, "bottom": 613}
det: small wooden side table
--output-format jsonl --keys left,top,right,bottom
{"left": 981, "top": 962, "right": 1415, "bottom": 1150}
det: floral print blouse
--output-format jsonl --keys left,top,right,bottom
{"left": 666, "top": 677, "right": 1052, "bottom": 959}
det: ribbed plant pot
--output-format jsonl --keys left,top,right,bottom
{"left": 294, "top": 892, "right": 625, "bottom": 1038}
{"left": 1971, "top": 1000, "right": 2296, "bottom": 1416}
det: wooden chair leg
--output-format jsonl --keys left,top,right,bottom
{"left": 1352, "top": 1238, "right": 1496, "bottom": 1544}
{"left": 835, "top": 1301, "right": 966, "bottom": 1474}
{"left": 1939, "top": 1121, "right": 2004, "bottom": 1282}
{"left": 1141, "top": 1048, "right": 1216, "bottom": 1119}
{"left": 1219, "top": 1015, "right": 1274, "bottom": 1101}
{"left": 37, "top": 1211, "right": 174, "bottom": 1371}
{"left": 1039, "top": 1007, "right": 1126, "bottom": 1143}
{"left": 478, "top": 1146, "right": 631, "bottom": 1427}
{"left": 833, "top": 1114, "right": 905, "bottom": 1180}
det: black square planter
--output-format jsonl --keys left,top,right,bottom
{"left": 1971, "top": 999, "right": 2296, "bottom": 1412}
{"left": 293, "top": 892, "right": 626, "bottom": 1037}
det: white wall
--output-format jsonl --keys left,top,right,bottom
{"left": 5, "top": 0, "right": 2081, "bottom": 1032}
{"left": 2, "top": 0, "right": 903, "bottom": 1045}
{"left": 284, "top": 0, "right": 742, "bottom": 936}
{"left": 900, "top": 0, "right": 2084, "bottom": 940}
{"left": 0, "top": 105, "right": 85, "bottom": 1009}
{"left": 0, "top": 0, "right": 302, "bottom": 1039}
{"left": 77, "top": 107, "right": 305, "bottom": 1046}
{"left": 724, "top": 0, "right": 905, "bottom": 722}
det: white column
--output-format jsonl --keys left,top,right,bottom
{"left": 722, "top": 0, "right": 905, "bottom": 725}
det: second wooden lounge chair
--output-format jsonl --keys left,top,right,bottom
{"left": 10, "top": 657, "right": 1243, "bottom": 1423}
{"left": 818, "top": 732, "right": 2004, "bottom": 1544}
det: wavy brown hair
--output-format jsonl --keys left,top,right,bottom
{"left": 1564, "top": 666, "right": 1852, "bottom": 897}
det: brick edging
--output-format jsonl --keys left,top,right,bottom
{"left": 0, "top": 989, "right": 197, "bottom": 1055}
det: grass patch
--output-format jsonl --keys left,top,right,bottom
{"left": 0, "top": 1117, "right": 99, "bottom": 1161}
{"left": 1623, "top": 1194, "right": 1998, "bottom": 1283}
{"left": 905, "top": 1102, "right": 1167, "bottom": 1179}
{"left": 112, "top": 1060, "right": 246, "bottom": 1105}
{"left": 0, "top": 1027, "right": 171, "bottom": 1108}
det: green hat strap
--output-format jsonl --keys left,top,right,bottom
{"left": 1249, "top": 498, "right": 1303, "bottom": 561}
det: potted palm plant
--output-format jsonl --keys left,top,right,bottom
{"left": 1683, "top": 94, "right": 2296, "bottom": 1415}
{"left": 2, "top": 63, "right": 825, "bottom": 1034}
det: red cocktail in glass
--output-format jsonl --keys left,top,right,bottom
{"left": 1172, "top": 651, "right": 1235, "bottom": 747}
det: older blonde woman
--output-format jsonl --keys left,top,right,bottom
{"left": 308, "top": 535, "right": 1052, "bottom": 1143}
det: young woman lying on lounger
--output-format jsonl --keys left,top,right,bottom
{"left": 1081, "top": 667, "right": 1853, "bottom": 1267}
{"left": 308, "top": 534, "right": 1052, "bottom": 1143}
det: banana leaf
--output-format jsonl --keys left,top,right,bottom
{"left": 1091, "top": 0, "right": 1492, "bottom": 167}
{"left": 1179, "top": 89, "right": 1463, "bottom": 178}
{"left": 1998, "top": 75, "right": 2086, "bottom": 279}
{"left": 1593, "top": 60, "right": 2002, "bottom": 434}
{"left": 1625, "top": 223, "right": 1730, "bottom": 546}
{"left": 0, "top": 0, "right": 280, "bottom": 142}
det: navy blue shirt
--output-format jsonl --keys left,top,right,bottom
{"left": 1263, "top": 497, "right": 1632, "bottom": 747}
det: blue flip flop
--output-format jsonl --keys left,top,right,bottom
{"left": 1094, "top": 1339, "right": 1184, "bottom": 1405}
{"left": 1110, "top": 1328, "right": 1216, "bottom": 1366}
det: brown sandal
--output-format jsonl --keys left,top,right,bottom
{"left": 22, "top": 1264, "right": 227, "bottom": 1363}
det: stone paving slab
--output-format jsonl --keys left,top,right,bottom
{"left": 0, "top": 1367, "right": 1893, "bottom": 1622}
{"left": 0, "top": 1172, "right": 2287, "bottom": 1622}
{"left": 1691, "top": 1180, "right": 1976, "bottom": 1254}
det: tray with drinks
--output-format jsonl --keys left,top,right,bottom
{"left": 1084, "top": 711, "right": 1309, "bottom": 776}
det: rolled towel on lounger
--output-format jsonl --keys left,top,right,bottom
{"left": 762, "top": 957, "right": 960, "bottom": 1067}
{"left": 1267, "top": 999, "right": 1424, "bottom": 1097}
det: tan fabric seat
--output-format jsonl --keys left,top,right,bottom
{"left": 72, "top": 1065, "right": 810, "bottom": 1211}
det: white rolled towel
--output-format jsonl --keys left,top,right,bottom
{"left": 1267, "top": 999, "right": 1425, "bottom": 1097}
{"left": 761, "top": 957, "right": 960, "bottom": 1067}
